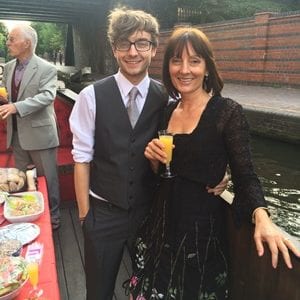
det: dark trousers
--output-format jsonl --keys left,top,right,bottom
{"left": 83, "top": 196, "right": 149, "bottom": 300}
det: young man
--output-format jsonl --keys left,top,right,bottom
{"left": 70, "top": 7, "right": 226, "bottom": 299}
{"left": 0, "top": 24, "right": 60, "bottom": 230}
{"left": 69, "top": 8, "right": 166, "bottom": 299}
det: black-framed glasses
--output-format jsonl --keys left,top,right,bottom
{"left": 114, "top": 40, "right": 153, "bottom": 52}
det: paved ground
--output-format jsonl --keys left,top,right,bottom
{"left": 222, "top": 83, "right": 300, "bottom": 118}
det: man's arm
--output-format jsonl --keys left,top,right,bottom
{"left": 69, "top": 85, "right": 96, "bottom": 223}
{"left": 74, "top": 162, "right": 90, "bottom": 222}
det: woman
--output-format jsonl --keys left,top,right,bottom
{"left": 125, "top": 27, "right": 300, "bottom": 300}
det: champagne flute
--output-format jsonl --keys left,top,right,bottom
{"left": 158, "top": 130, "right": 174, "bottom": 178}
{"left": 27, "top": 260, "right": 43, "bottom": 299}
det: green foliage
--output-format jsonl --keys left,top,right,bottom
{"left": 176, "top": 0, "right": 300, "bottom": 24}
{"left": 222, "top": 0, "right": 300, "bottom": 20}
{"left": 0, "top": 23, "right": 8, "bottom": 59}
{"left": 31, "top": 22, "right": 67, "bottom": 57}
{"left": 112, "top": 0, "right": 178, "bottom": 28}
{"left": 115, "top": 0, "right": 299, "bottom": 26}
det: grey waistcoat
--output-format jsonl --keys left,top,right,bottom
{"left": 91, "top": 76, "right": 168, "bottom": 210}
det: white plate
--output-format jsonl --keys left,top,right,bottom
{"left": 0, "top": 223, "right": 40, "bottom": 245}
{"left": 4, "top": 191, "right": 44, "bottom": 223}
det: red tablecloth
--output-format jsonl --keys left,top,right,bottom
{"left": 0, "top": 177, "right": 60, "bottom": 300}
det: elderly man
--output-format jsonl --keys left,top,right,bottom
{"left": 0, "top": 24, "right": 60, "bottom": 230}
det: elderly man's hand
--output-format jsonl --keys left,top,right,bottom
{"left": 0, "top": 103, "right": 17, "bottom": 119}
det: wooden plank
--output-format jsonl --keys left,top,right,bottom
{"left": 54, "top": 202, "right": 133, "bottom": 300}
{"left": 53, "top": 229, "right": 69, "bottom": 300}
{"left": 56, "top": 203, "right": 86, "bottom": 300}
{"left": 69, "top": 204, "right": 84, "bottom": 259}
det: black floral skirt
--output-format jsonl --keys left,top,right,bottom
{"left": 124, "top": 177, "right": 229, "bottom": 300}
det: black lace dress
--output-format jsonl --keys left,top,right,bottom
{"left": 125, "top": 96, "right": 267, "bottom": 300}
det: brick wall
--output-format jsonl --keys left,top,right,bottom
{"left": 150, "top": 11, "right": 300, "bottom": 88}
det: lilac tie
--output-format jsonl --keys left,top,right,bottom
{"left": 127, "top": 87, "right": 139, "bottom": 128}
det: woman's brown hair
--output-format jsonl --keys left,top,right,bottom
{"left": 162, "top": 27, "right": 223, "bottom": 99}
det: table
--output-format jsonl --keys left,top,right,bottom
{"left": 0, "top": 177, "right": 60, "bottom": 300}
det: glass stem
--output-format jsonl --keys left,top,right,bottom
{"left": 166, "top": 163, "right": 171, "bottom": 176}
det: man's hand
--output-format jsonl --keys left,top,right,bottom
{"left": 206, "top": 173, "right": 229, "bottom": 196}
{"left": 0, "top": 96, "right": 8, "bottom": 106}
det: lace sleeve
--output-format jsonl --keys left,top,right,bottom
{"left": 222, "top": 100, "right": 267, "bottom": 224}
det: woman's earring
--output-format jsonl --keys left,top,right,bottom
{"left": 203, "top": 73, "right": 209, "bottom": 91}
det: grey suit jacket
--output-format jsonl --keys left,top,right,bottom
{"left": 3, "top": 54, "right": 59, "bottom": 150}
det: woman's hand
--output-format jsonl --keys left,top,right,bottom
{"left": 253, "top": 208, "right": 300, "bottom": 269}
{"left": 144, "top": 138, "right": 169, "bottom": 173}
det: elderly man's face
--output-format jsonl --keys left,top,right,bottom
{"left": 6, "top": 28, "right": 31, "bottom": 60}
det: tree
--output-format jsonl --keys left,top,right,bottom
{"left": 112, "top": 0, "right": 178, "bottom": 28}
{"left": 31, "top": 22, "right": 67, "bottom": 59}
{"left": 0, "top": 23, "right": 8, "bottom": 60}
{"left": 175, "top": 0, "right": 300, "bottom": 24}
{"left": 116, "top": 0, "right": 300, "bottom": 26}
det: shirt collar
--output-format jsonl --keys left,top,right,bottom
{"left": 114, "top": 70, "right": 150, "bottom": 99}
{"left": 16, "top": 57, "right": 31, "bottom": 70}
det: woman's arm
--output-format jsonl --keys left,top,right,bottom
{"left": 224, "top": 100, "right": 300, "bottom": 268}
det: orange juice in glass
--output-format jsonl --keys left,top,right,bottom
{"left": 27, "top": 261, "right": 43, "bottom": 298}
{"left": 27, "top": 261, "right": 39, "bottom": 287}
{"left": 0, "top": 86, "right": 7, "bottom": 105}
{"left": 158, "top": 130, "right": 174, "bottom": 178}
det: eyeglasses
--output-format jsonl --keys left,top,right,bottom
{"left": 114, "top": 40, "right": 153, "bottom": 52}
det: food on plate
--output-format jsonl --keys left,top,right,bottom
{"left": 0, "top": 256, "right": 28, "bottom": 297}
{"left": 0, "top": 223, "right": 40, "bottom": 246}
{"left": 6, "top": 196, "right": 42, "bottom": 216}
{"left": 0, "top": 239, "right": 22, "bottom": 257}
{"left": 0, "top": 193, "right": 6, "bottom": 205}
{"left": 0, "top": 168, "right": 26, "bottom": 193}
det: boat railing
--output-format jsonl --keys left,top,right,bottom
{"left": 221, "top": 190, "right": 300, "bottom": 300}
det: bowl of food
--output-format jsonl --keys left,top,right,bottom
{"left": 0, "top": 256, "right": 28, "bottom": 300}
{"left": 3, "top": 192, "right": 44, "bottom": 223}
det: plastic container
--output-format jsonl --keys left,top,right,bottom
{"left": 3, "top": 191, "right": 44, "bottom": 223}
